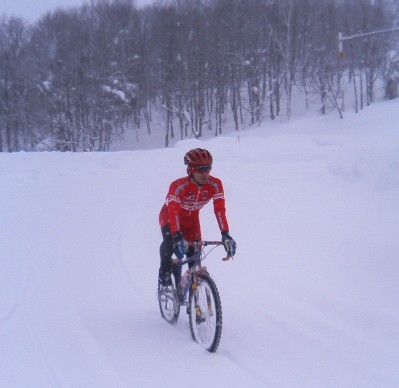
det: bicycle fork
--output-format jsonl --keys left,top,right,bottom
{"left": 205, "top": 288, "right": 213, "bottom": 316}
{"left": 192, "top": 273, "right": 213, "bottom": 324}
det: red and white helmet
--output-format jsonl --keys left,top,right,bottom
{"left": 184, "top": 148, "right": 213, "bottom": 167}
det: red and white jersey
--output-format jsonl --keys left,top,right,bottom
{"left": 159, "top": 175, "right": 229, "bottom": 240}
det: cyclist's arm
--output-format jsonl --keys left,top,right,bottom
{"left": 212, "top": 179, "right": 230, "bottom": 233}
{"left": 165, "top": 181, "right": 183, "bottom": 235}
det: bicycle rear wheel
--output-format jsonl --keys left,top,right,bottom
{"left": 189, "top": 274, "right": 222, "bottom": 352}
{"left": 157, "top": 272, "right": 180, "bottom": 324}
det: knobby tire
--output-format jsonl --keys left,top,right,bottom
{"left": 188, "top": 273, "right": 222, "bottom": 352}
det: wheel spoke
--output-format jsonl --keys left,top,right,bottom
{"left": 189, "top": 274, "right": 222, "bottom": 352}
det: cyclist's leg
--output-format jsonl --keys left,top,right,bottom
{"left": 159, "top": 225, "right": 173, "bottom": 286}
{"left": 181, "top": 216, "right": 201, "bottom": 269}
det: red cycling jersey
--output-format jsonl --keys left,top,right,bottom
{"left": 159, "top": 175, "right": 229, "bottom": 242}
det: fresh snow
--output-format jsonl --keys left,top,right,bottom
{"left": 1, "top": 99, "right": 399, "bottom": 387}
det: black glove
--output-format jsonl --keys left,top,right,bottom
{"left": 221, "top": 231, "right": 236, "bottom": 257}
{"left": 173, "top": 232, "right": 187, "bottom": 259}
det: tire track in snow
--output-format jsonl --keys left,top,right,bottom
{"left": 112, "top": 217, "right": 153, "bottom": 308}
{"left": 1, "top": 257, "right": 32, "bottom": 338}
{"left": 20, "top": 305, "right": 63, "bottom": 388}
{"left": 219, "top": 348, "right": 279, "bottom": 387}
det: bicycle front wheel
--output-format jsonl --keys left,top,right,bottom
{"left": 189, "top": 274, "right": 222, "bottom": 352}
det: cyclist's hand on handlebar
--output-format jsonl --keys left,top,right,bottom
{"left": 173, "top": 232, "right": 187, "bottom": 259}
{"left": 221, "top": 231, "right": 236, "bottom": 257}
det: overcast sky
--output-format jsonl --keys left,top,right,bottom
{"left": 1, "top": 0, "right": 154, "bottom": 23}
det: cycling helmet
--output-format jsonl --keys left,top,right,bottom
{"left": 184, "top": 148, "right": 213, "bottom": 167}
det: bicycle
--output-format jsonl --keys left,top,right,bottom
{"left": 157, "top": 240, "right": 232, "bottom": 352}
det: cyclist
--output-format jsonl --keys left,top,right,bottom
{"left": 158, "top": 148, "right": 236, "bottom": 286}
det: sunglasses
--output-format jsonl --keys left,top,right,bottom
{"left": 194, "top": 165, "right": 212, "bottom": 173}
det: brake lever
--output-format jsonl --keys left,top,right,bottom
{"left": 222, "top": 253, "right": 233, "bottom": 261}
{"left": 222, "top": 240, "right": 234, "bottom": 261}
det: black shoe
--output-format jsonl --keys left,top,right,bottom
{"left": 158, "top": 271, "right": 172, "bottom": 287}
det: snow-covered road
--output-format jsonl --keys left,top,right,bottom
{"left": 2, "top": 100, "right": 399, "bottom": 387}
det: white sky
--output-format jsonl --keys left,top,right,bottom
{"left": 1, "top": 0, "right": 154, "bottom": 23}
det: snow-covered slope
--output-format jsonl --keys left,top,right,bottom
{"left": 1, "top": 100, "right": 399, "bottom": 387}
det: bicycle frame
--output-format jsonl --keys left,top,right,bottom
{"left": 173, "top": 240, "right": 226, "bottom": 305}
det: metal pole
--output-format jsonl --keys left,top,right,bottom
{"left": 338, "top": 27, "right": 399, "bottom": 58}
{"left": 340, "top": 28, "right": 399, "bottom": 41}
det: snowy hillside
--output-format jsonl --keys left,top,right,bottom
{"left": 1, "top": 99, "right": 399, "bottom": 387}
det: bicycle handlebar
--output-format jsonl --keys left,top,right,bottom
{"left": 203, "top": 240, "right": 234, "bottom": 261}
{"left": 201, "top": 240, "right": 224, "bottom": 247}
{"left": 173, "top": 240, "right": 232, "bottom": 265}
